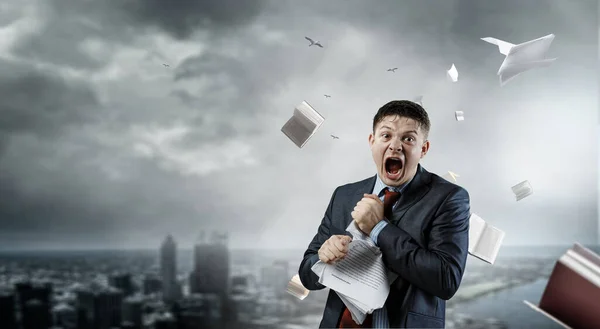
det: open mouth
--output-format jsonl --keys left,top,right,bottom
{"left": 385, "top": 157, "right": 403, "bottom": 175}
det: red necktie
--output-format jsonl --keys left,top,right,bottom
{"left": 384, "top": 188, "right": 401, "bottom": 220}
{"left": 338, "top": 308, "right": 373, "bottom": 328}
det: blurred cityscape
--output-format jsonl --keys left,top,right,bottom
{"left": 0, "top": 234, "right": 597, "bottom": 329}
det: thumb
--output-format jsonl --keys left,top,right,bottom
{"left": 363, "top": 193, "right": 381, "bottom": 201}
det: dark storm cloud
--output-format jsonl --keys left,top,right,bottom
{"left": 0, "top": 6, "right": 294, "bottom": 249}
{"left": 0, "top": 60, "right": 100, "bottom": 139}
{"left": 0, "top": 0, "right": 307, "bottom": 249}
{"left": 269, "top": 0, "right": 596, "bottom": 67}
{"left": 14, "top": 0, "right": 266, "bottom": 70}
{"left": 12, "top": 22, "right": 107, "bottom": 70}
{"left": 0, "top": 0, "right": 596, "bottom": 249}
{"left": 168, "top": 40, "right": 317, "bottom": 146}
{"left": 0, "top": 133, "right": 239, "bottom": 248}
{"left": 45, "top": 0, "right": 266, "bottom": 40}
{"left": 117, "top": 0, "right": 267, "bottom": 39}
{"left": 12, "top": 1, "right": 115, "bottom": 70}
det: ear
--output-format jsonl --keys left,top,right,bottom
{"left": 420, "top": 140, "right": 430, "bottom": 158}
{"left": 368, "top": 133, "right": 375, "bottom": 147}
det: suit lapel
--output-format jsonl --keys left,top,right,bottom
{"left": 346, "top": 175, "right": 377, "bottom": 228}
{"left": 347, "top": 166, "right": 432, "bottom": 228}
{"left": 389, "top": 165, "right": 431, "bottom": 226}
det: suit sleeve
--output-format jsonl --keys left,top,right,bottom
{"left": 298, "top": 187, "right": 339, "bottom": 290}
{"left": 377, "top": 186, "right": 470, "bottom": 300}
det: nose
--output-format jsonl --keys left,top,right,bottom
{"left": 389, "top": 140, "right": 402, "bottom": 152}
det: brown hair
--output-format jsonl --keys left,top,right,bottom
{"left": 373, "top": 100, "right": 431, "bottom": 138}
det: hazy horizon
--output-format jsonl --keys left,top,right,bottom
{"left": 0, "top": 243, "right": 597, "bottom": 253}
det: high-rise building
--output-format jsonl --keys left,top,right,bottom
{"left": 142, "top": 274, "right": 162, "bottom": 295}
{"left": 52, "top": 303, "right": 77, "bottom": 329}
{"left": 109, "top": 273, "right": 134, "bottom": 297}
{"left": 76, "top": 307, "right": 91, "bottom": 329}
{"left": 153, "top": 314, "right": 177, "bottom": 329}
{"left": 176, "top": 294, "right": 222, "bottom": 329}
{"left": 0, "top": 291, "right": 17, "bottom": 329}
{"left": 15, "top": 282, "right": 52, "bottom": 328}
{"left": 75, "top": 286, "right": 123, "bottom": 329}
{"left": 189, "top": 231, "right": 230, "bottom": 296}
{"left": 121, "top": 321, "right": 138, "bottom": 329}
{"left": 22, "top": 299, "right": 48, "bottom": 329}
{"left": 122, "top": 295, "right": 143, "bottom": 329}
{"left": 230, "top": 275, "right": 249, "bottom": 295}
{"left": 260, "top": 260, "right": 289, "bottom": 298}
{"left": 160, "top": 235, "right": 178, "bottom": 303}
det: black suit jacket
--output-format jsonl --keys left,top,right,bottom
{"left": 298, "top": 165, "right": 470, "bottom": 328}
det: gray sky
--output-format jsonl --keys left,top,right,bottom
{"left": 0, "top": 0, "right": 597, "bottom": 250}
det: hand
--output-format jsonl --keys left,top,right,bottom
{"left": 351, "top": 193, "right": 384, "bottom": 235}
{"left": 318, "top": 235, "right": 352, "bottom": 263}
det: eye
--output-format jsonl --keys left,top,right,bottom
{"left": 403, "top": 136, "right": 415, "bottom": 143}
{"left": 381, "top": 133, "right": 390, "bottom": 139}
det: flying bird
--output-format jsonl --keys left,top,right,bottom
{"left": 162, "top": 63, "right": 170, "bottom": 67}
{"left": 324, "top": 94, "right": 331, "bottom": 98}
{"left": 330, "top": 135, "right": 339, "bottom": 139}
{"left": 387, "top": 68, "right": 398, "bottom": 72}
{"left": 305, "top": 36, "right": 323, "bottom": 48}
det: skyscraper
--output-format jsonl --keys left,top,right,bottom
{"left": 260, "top": 260, "right": 289, "bottom": 298}
{"left": 160, "top": 234, "right": 178, "bottom": 303}
{"left": 15, "top": 282, "right": 52, "bottom": 328}
{"left": 75, "top": 285, "right": 124, "bottom": 329}
{"left": 108, "top": 273, "right": 134, "bottom": 297}
{"left": 189, "top": 231, "right": 230, "bottom": 296}
{"left": 122, "top": 296, "right": 143, "bottom": 328}
{"left": 0, "top": 291, "right": 17, "bottom": 329}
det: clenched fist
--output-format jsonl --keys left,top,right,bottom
{"left": 318, "top": 235, "right": 352, "bottom": 263}
{"left": 351, "top": 193, "right": 384, "bottom": 235}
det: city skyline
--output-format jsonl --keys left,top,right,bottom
{"left": 0, "top": 0, "right": 597, "bottom": 250}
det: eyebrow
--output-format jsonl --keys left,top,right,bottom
{"left": 378, "top": 127, "right": 418, "bottom": 135}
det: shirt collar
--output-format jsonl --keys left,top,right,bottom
{"left": 374, "top": 174, "right": 412, "bottom": 197}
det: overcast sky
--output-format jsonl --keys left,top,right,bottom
{"left": 0, "top": 0, "right": 597, "bottom": 250}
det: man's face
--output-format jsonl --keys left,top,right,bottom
{"left": 368, "top": 115, "right": 430, "bottom": 186}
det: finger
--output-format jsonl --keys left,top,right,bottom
{"left": 333, "top": 237, "right": 348, "bottom": 253}
{"left": 351, "top": 210, "right": 363, "bottom": 221}
{"left": 318, "top": 252, "right": 328, "bottom": 263}
{"left": 353, "top": 207, "right": 363, "bottom": 216}
{"left": 318, "top": 247, "right": 330, "bottom": 262}
{"left": 329, "top": 245, "right": 346, "bottom": 259}
{"left": 362, "top": 196, "right": 381, "bottom": 205}
{"left": 322, "top": 248, "right": 336, "bottom": 262}
{"left": 342, "top": 235, "right": 353, "bottom": 244}
{"left": 363, "top": 194, "right": 382, "bottom": 203}
{"left": 332, "top": 234, "right": 348, "bottom": 242}
{"left": 334, "top": 235, "right": 352, "bottom": 248}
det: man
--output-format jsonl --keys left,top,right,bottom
{"left": 298, "top": 100, "right": 470, "bottom": 328}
